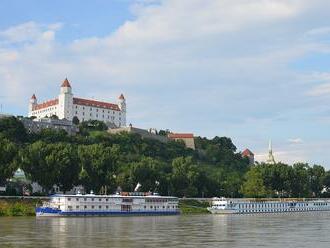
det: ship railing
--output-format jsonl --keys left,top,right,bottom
{"left": 227, "top": 198, "right": 330, "bottom": 203}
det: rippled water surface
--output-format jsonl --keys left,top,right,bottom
{"left": 1, "top": 213, "right": 330, "bottom": 247}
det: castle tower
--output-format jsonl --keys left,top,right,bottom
{"left": 266, "top": 139, "right": 276, "bottom": 164}
{"left": 28, "top": 94, "right": 37, "bottom": 114}
{"left": 118, "top": 93, "right": 126, "bottom": 126}
{"left": 58, "top": 78, "right": 73, "bottom": 120}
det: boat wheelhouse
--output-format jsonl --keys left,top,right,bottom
{"left": 207, "top": 197, "right": 330, "bottom": 214}
{"left": 36, "top": 192, "right": 179, "bottom": 217}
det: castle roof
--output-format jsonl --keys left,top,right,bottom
{"left": 242, "top": 149, "right": 254, "bottom": 156}
{"left": 73, "top": 97, "right": 120, "bottom": 111}
{"left": 31, "top": 94, "right": 37, "bottom": 100}
{"left": 119, "top": 94, "right": 125, "bottom": 100}
{"left": 61, "top": 78, "right": 71, "bottom": 88}
{"left": 168, "top": 133, "right": 194, "bottom": 139}
{"left": 33, "top": 98, "right": 59, "bottom": 111}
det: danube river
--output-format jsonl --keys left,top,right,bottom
{"left": 1, "top": 213, "right": 330, "bottom": 247}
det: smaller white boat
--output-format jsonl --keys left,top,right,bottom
{"left": 207, "top": 197, "right": 330, "bottom": 214}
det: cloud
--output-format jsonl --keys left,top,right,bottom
{"left": 288, "top": 138, "right": 304, "bottom": 144}
{"left": 1, "top": 0, "right": 330, "bottom": 166}
{"left": 308, "top": 83, "right": 330, "bottom": 96}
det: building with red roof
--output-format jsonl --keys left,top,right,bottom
{"left": 242, "top": 148, "right": 255, "bottom": 165}
{"left": 28, "top": 78, "right": 126, "bottom": 127}
{"left": 168, "top": 133, "right": 195, "bottom": 150}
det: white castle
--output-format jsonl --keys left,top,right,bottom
{"left": 28, "top": 78, "right": 126, "bottom": 127}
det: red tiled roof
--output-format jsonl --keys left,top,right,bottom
{"left": 31, "top": 94, "right": 37, "bottom": 100}
{"left": 119, "top": 94, "right": 125, "bottom": 100}
{"left": 73, "top": 97, "right": 120, "bottom": 111}
{"left": 61, "top": 78, "right": 71, "bottom": 88}
{"left": 33, "top": 98, "right": 59, "bottom": 110}
{"left": 168, "top": 133, "right": 194, "bottom": 139}
{"left": 242, "top": 149, "right": 254, "bottom": 156}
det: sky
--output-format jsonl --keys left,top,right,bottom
{"left": 0, "top": 0, "right": 330, "bottom": 167}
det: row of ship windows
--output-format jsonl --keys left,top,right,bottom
{"left": 240, "top": 207, "right": 328, "bottom": 213}
{"left": 237, "top": 203, "right": 315, "bottom": 208}
{"left": 66, "top": 198, "right": 172, "bottom": 203}
{"left": 66, "top": 205, "right": 178, "bottom": 210}
{"left": 238, "top": 203, "right": 328, "bottom": 209}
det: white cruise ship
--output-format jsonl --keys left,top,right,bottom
{"left": 207, "top": 197, "right": 330, "bottom": 214}
{"left": 36, "top": 192, "right": 179, "bottom": 217}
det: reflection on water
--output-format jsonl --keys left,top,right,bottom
{"left": 1, "top": 213, "right": 330, "bottom": 247}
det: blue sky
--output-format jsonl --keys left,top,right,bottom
{"left": 1, "top": 0, "right": 330, "bottom": 167}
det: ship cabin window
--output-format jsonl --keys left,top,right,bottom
{"left": 76, "top": 198, "right": 79, "bottom": 201}
{"left": 99, "top": 206, "right": 102, "bottom": 209}
{"left": 99, "top": 198, "right": 102, "bottom": 202}
{"left": 92, "top": 206, "right": 94, "bottom": 209}
{"left": 150, "top": 206, "right": 153, "bottom": 209}
{"left": 92, "top": 198, "right": 94, "bottom": 201}
{"left": 84, "top": 206, "right": 87, "bottom": 209}
{"left": 106, "top": 199, "right": 109, "bottom": 202}
{"left": 76, "top": 206, "right": 79, "bottom": 209}
{"left": 68, "top": 198, "right": 71, "bottom": 201}
{"left": 84, "top": 198, "right": 87, "bottom": 201}
{"left": 106, "top": 206, "right": 109, "bottom": 209}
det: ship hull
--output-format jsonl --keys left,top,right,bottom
{"left": 36, "top": 207, "right": 180, "bottom": 217}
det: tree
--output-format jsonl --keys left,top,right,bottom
{"left": 0, "top": 137, "right": 18, "bottom": 184}
{"left": 72, "top": 116, "right": 80, "bottom": 125}
{"left": 21, "top": 142, "right": 80, "bottom": 192}
{"left": 78, "top": 144, "right": 119, "bottom": 193}
{"left": 240, "top": 167, "right": 267, "bottom": 198}
{"left": 0, "top": 117, "right": 27, "bottom": 143}
{"left": 21, "top": 141, "right": 59, "bottom": 191}
{"left": 308, "top": 165, "right": 325, "bottom": 197}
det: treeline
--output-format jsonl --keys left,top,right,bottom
{"left": 1, "top": 116, "right": 330, "bottom": 198}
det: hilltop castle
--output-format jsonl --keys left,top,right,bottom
{"left": 28, "top": 78, "right": 126, "bottom": 127}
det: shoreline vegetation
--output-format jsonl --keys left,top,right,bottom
{"left": 0, "top": 198, "right": 209, "bottom": 216}
{"left": 0, "top": 199, "right": 41, "bottom": 216}
{"left": 1, "top": 116, "right": 330, "bottom": 203}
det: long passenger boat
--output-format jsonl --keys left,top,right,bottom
{"left": 207, "top": 197, "right": 330, "bottom": 214}
{"left": 36, "top": 192, "right": 179, "bottom": 217}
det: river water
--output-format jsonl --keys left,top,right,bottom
{"left": 0, "top": 212, "right": 329, "bottom": 247}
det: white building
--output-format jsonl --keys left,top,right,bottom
{"left": 28, "top": 78, "right": 126, "bottom": 127}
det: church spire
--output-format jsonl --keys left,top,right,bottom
{"left": 266, "top": 139, "right": 276, "bottom": 164}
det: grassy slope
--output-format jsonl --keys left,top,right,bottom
{"left": 179, "top": 199, "right": 210, "bottom": 214}
{"left": 0, "top": 199, "right": 41, "bottom": 216}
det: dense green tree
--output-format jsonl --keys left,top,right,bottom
{"left": 240, "top": 167, "right": 267, "bottom": 197}
{"left": 0, "top": 137, "right": 18, "bottom": 184}
{"left": 0, "top": 117, "right": 27, "bottom": 143}
{"left": 72, "top": 116, "right": 80, "bottom": 125}
{"left": 78, "top": 144, "right": 119, "bottom": 193}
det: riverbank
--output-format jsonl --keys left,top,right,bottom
{"left": 179, "top": 199, "right": 210, "bottom": 214}
{"left": 0, "top": 198, "right": 210, "bottom": 216}
{"left": 0, "top": 199, "right": 40, "bottom": 216}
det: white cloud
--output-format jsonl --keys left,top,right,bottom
{"left": 308, "top": 83, "right": 330, "bottom": 96}
{"left": 1, "top": 0, "right": 330, "bottom": 166}
{"left": 288, "top": 138, "right": 304, "bottom": 144}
